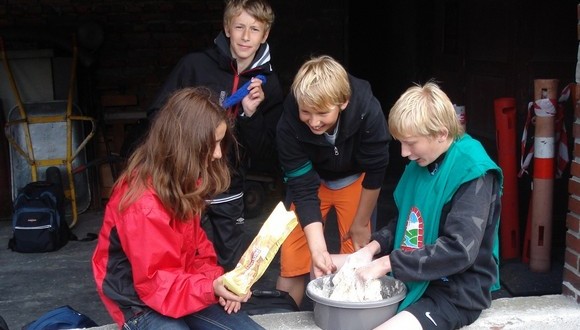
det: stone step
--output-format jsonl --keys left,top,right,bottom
{"left": 86, "top": 294, "right": 580, "bottom": 330}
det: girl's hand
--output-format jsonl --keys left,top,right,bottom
{"left": 219, "top": 297, "right": 242, "bottom": 314}
{"left": 214, "top": 277, "right": 253, "bottom": 313}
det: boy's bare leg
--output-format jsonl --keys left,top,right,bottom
{"left": 374, "top": 311, "right": 422, "bottom": 330}
{"left": 277, "top": 275, "right": 306, "bottom": 307}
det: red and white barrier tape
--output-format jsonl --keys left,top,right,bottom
{"left": 519, "top": 83, "right": 571, "bottom": 179}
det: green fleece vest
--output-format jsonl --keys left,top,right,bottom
{"left": 392, "top": 134, "right": 503, "bottom": 311}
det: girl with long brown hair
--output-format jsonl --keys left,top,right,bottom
{"left": 92, "top": 87, "right": 264, "bottom": 329}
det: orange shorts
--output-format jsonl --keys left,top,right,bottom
{"left": 280, "top": 174, "right": 371, "bottom": 277}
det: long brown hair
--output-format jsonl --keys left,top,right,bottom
{"left": 116, "top": 87, "right": 234, "bottom": 220}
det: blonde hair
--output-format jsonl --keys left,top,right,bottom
{"left": 291, "top": 55, "right": 351, "bottom": 111}
{"left": 388, "top": 81, "right": 464, "bottom": 140}
{"left": 117, "top": 87, "right": 234, "bottom": 221}
{"left": 223, "top": 0, "right": 275, "bottom": 32}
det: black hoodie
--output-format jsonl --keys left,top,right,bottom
{"left": 148, "top": 32, "right": 284, "bottom": 194}
{"left": 276, "top": 75, "right": 391, "bottom": 227}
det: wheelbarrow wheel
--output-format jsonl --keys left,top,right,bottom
{"left": 244, "top": 181, "right": 265, "bottom": 219}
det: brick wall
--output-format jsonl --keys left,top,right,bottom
{"left": 563, "top": 3, "right": 580, "bottom": 302}
{"left": 566, "top": 83, "right": 580, "bottom": 302}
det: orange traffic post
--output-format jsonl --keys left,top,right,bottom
{"left": 529, "top": 79, "right": 558, "bottom": 272}
{"left": 494, "top": 97, "right": 520, "bottom": 260}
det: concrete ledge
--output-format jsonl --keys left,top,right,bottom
{"left": 84, "top": 294, "right": 580, "bottom": 330}
{"left": 460, "top": 294, "right": 580, "bottom": 329}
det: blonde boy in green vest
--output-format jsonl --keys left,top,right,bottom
{"left": 332, "top": 81, "right": 503, "bottom": 330}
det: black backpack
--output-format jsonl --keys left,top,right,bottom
{"left": 8, "top": 180, "right": 72, "bottom": 253}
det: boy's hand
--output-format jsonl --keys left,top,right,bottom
{"left": 311, "top": 249, "right": 337, "bottom": 278}
{"left": 355, "top": 255, "right": 391, "bottom": 282}
{"left": 345, "top": 221, "right": 371, "bottom": 251}
{"left": 344, "top": 246, "right": 374, "bottom": 268}
{"left": 305, "top": 222, "right": 337, "bottom": 277}
{"left": 241, "top": 77, "right": 265, "bottom": 117}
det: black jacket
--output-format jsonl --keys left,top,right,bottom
{"left": 371, "top": 173, "right": 502, "bottom": 311}
{"left": 276, "top": 75, "right": 391, "bottom": 227}
{"left": 148, "top": 32, "right": 284, "bottom": 194}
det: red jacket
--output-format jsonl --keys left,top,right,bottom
{"left": 92, "top": 182, "right": 223, "bottom": 327}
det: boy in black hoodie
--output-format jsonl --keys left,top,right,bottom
{"left": 275, "top": 55, "right": 391, "bottom": 306}
{"left": 146, "top": 0, "right": 283, "bottom": 271}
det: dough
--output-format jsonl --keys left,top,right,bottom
{"left": 326, "top": 259, "right": 383, "bottom": 302}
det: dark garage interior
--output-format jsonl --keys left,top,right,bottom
{"left": 0, "top": 1, "right": 578, "bottom": 325}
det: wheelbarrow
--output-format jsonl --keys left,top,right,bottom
{"left": 2, "top": 35, "right": 96, "bottom": 227}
